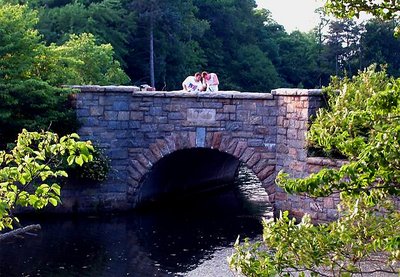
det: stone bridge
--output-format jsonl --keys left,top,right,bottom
{"left": 65, "top": 86, "right": 341, "bottom": 222}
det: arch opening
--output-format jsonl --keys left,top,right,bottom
{"left": 136, "top": 148, "right": 241, "bottom": 208}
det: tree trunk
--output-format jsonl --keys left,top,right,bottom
{"left": 149, "top": 19, "right": 155, "bottom": 88}
{"left": 0, "top": 224, "right": 41, "bottom": 242}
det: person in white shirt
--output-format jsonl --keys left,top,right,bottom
{"left": 182, "top": 72, "right": 203, "bottom": 92}
{"left": 201, "top": 71, "right": 219, "bottom": 92}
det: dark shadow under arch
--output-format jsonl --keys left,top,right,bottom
{"left": 137, "top": 148, "right": 242, "bottom": 207}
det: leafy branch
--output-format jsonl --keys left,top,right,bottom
{"left": 0, "top": 129, "right": 94, "bottom": 232}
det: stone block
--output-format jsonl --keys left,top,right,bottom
{"left": 90, "top": 106, "right": 104, "bottom": 116}
{"left": 226, "top": 122, "right": 242, "bottom": 131}
{"left": 168, "top": 112, "right": 185, "bottom": 120}
{"left": 250, "top": 115, "right": 263, "bottom": 125}
{"left": 189, "top": 131, "right": 198, "bottom": 148}
{"left": 248, "top": 139, "right": 263, "bottom": 147}
{"left": 104, "top": 111, "right": 118, "bottom": 120}
{"left": 130, "top": 111, "right": 144, "bottom": 120}
{"left": 219, "top": 136, "right": 231, "bottom": 152}
{"left": 210, "top": 132, "right": 222, "bottom": 149}
{"left": 118, "top": 111, "right": 130, "bottom": 121}
{"left": 223, "top": 105, "right": 236, "bottom": 113}
{"left": 233, "top": 140, "right": 247, "bottom": 157}
{"left": 216, "top": 113, "right": 229, "bottom": 121}
{"left": 107, "top": 121, "right": 129, "bottom": 130}
{"left": 142, "top": 148, "right": 158, "bottom": 164}
{"left": 77, "top": 109, "right": 90, "bottom": 117}
{"left": 256, "top": 165, "right": 275, "bottom": 181}
{"left": 136, "top": 153, "right": 152, "bottom": 169}
{"left": 323, "top": 197, "right": 336, "bottom": 209}
{"left": 150, "top": 143, "right": 163, "bottom": 159}
{"left": 310, "top": 202, "right": 323, "bottom": 212}
{"left": 247, "top": 153, "right": 261, "bottom": 168}
{"left": 149, "top": 106, "right": 163, "bottom": 116}
{"left": 130, "top": 102, "right": 140, "bottom": 110}
{"left": 129, "top": 121, "right": 141, "bottom": 129}
{"left": 156, "top": 139, "right": 170, "bottom": 156}
{"left": 113, "top": 101, "right": 130, "bottom": 110}
{"left": 236, "top": 110, "right": 249, "bottom": 121}
{"left": 158, "top": 124, "right": 175, "bottom": 132}
{"left": 128, "top": 166, "right": 142, "bottom": 181}
{"left": 109, "top": 149, "right": 128, "bottom": 159}
{"left": 227, "top": 139, "right": 238, "bottom": 154}
{"left": 164, "top": 136, "right": 177, "bottom": 152}
{"left": 252, "top": 159, "right": 271, "bottom": 174}
{"left": 131, "top": 159, "right": 147, "bottom": 175}
{"left": 203, "top": 102, "right": 223, "bottom": 109}
{"left": 240, "top": 147, "right": 255, "bottom": 162}
{"left": 144, "top": 115, "right": 154, "bottom": 123}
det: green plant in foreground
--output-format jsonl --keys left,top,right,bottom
{"left": 229, "top": 66, "right": 400, "bottom": 276}
{"left": 0, "top": 129, "right": 94, "bottom": 231}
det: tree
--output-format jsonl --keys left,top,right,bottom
{"left": 360, "top": 19, "right": 400, "bottom": 77}
{"left": 0, "top": 130, "right": 93, "bottom": 235}
{"left": 229, "top": 66, "right": 400, "bottom": 276}
{"left": 27, "top": 0, "right": 136, "bottom": 68}
{"left": 325, "top": 0, "right": 400, "bottom": 34}
{"left": 324, "top": 19, "right": 363, "bottom": 77}
{"left": 40, "top": 33, "right": 130, "bottom": 86}
{"left": 0, "top": 4, "right": 129, "bottom": 146}
{"left": 275, "top": 31, "right": 320, "bottom": 88}
{"left": 193, "top": 0, "right": 282, "bottom": 92}
{"left": 128, "top": 0, "right": 208, "bottom": 89}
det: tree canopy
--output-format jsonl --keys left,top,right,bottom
{"left": 2, "top": 0, "right": 399, "bottom": 93}
{"left": 0, "top": 3, "right": 128, "bottom": 146}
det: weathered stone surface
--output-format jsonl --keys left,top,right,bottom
{"left": 211, "top": 132, "right": 223, "bottom": 149}
{"left": 69, "top": 88, "right": 339, "bottom": 222}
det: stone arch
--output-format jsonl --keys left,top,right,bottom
{"left": 127, "top": 132, "right": 276, "bottom": 207}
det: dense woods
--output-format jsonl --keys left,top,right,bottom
{"left": 1, "top": 0, "right": 400, "bottom": 146}
{"left": 4, "top": 0, "right": 398, "bottom": 92}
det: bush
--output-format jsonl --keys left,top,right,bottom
{"left": 67, "top": 146, "right": 110, "bottom": 183}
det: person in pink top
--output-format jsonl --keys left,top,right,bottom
{"left": 201, "top": 71, "right": 219, "bottom": 92}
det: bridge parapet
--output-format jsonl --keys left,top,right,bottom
{"left": 67, "top": 86, "right": 340, "bottom": 222}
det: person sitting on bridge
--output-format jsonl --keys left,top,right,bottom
{"left": 182, "top": 72, "right": 203, "bottom": 92}
{"left": 201, "top": 71, "right": 219, "bottom": 92}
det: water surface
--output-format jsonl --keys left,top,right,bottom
{"left": 0, "top": 165, "right": 272, "bottom": 276}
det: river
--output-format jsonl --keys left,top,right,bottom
{"left": 0, "top": 165, "right": 272, "bottom": 276}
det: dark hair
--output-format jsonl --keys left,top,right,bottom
{"left": 195, "top": 72, "right": 201, "bottom": 77}
{"left": 201, "top": 71, "right": 208, "bottom": 77}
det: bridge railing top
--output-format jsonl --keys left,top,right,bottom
{"left": 70, "top": 85, "right": 322, "bottom": 99}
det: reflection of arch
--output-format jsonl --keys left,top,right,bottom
{"left": 127, "top": 133, "right": 276, "bottom": 206}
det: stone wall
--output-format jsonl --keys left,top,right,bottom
{"left": 62, "top": 86, "right": 342, "bottom": 222}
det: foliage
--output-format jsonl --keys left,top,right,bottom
{"left": 229, "top": 67, "right": 400, "bottom": 276}
{"left": 67, "top": 146, "right": 110, "bottom": 183}
{"left": 0, "top": 79, "right": 78, "bottom": 148}
{"left": 0, "top": 3, "right": 42, "bottom": 80}
{"left": 325, "top": 0, "right": 400, "bottom": 36}
{"left": 360, "top": 19, "right": 400, "bottom": 77}
{"left": 0, "top": 130, "right": 94, "bottom": 231}
{"left": 4, "top": 0, "right": 400, "bottom": 91}
{"left": 34, "top": 0, "right": 136, "bottom": 66}
{"left": 40, "top": 33, "right": 130, "bottom": 86}
{"left": 0, "top": 3, "right": 129, "bottom": 146}
{"left": 230, "top": 204, "right": 399, "bottom": 276}
{"left": 127, "top": 0, "right": 209, "bottom": 89}
{"left": 325, "top": 0, "right": 400, "bottom": 28}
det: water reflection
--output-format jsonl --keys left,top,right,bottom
{"left": 0, "top": 164, "right": 272, "bottom": 276}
